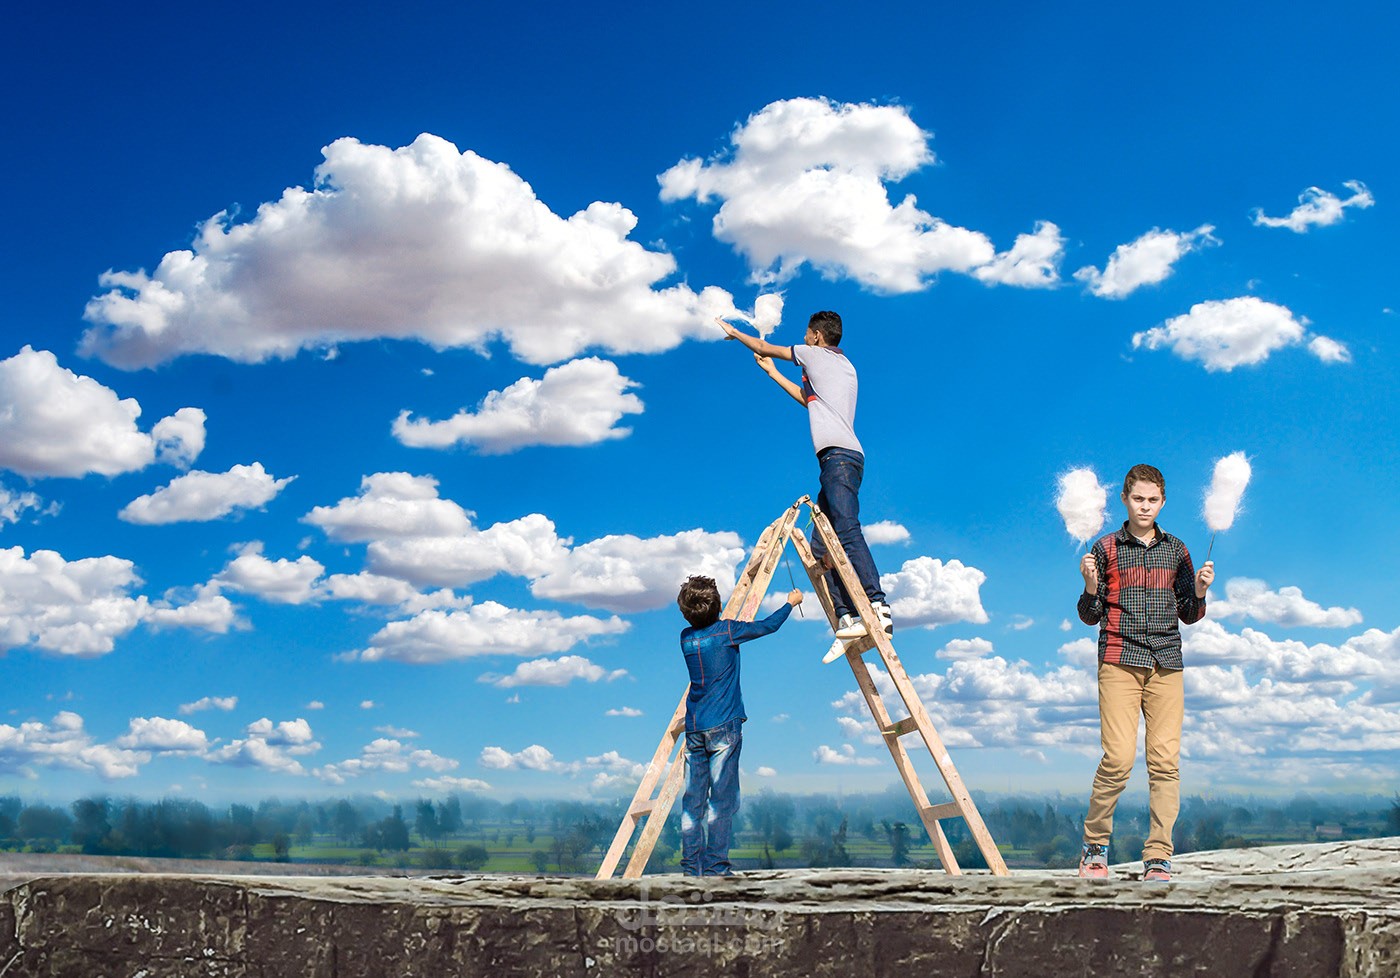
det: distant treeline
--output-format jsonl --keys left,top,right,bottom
{"left": 2, "top": 790, "right": 1396, "bottom": 872}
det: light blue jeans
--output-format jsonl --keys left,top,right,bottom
{"left": 679, "top": 718, "right": 743, "bottom": 876}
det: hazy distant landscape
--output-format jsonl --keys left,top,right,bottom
{"left": 4, "top": 789, "right": 1395, "bottom": 876}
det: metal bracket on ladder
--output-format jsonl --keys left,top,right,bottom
{"left": 596, "top": 497, "right": 1007, "bottom": 878}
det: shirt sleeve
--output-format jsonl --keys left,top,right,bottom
{"left": 790, "top": 344, "right": 807, "bottom": 367}
{"left": 1077, "top": 541, "right": 1107, "bottom": 625}
{"left": 1174, "top": 543, "right": 1206, "bottom": 624}
{"left": 727, "top": 603, "right": 794, "bottom": 644}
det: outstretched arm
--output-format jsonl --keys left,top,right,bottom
{"left": 755, "top": 354, "right": 806, "bottom": 407}
{"left": 715, "top": 317, "right": 794, "bottom": 361}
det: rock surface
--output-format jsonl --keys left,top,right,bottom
{"left": 1, "top": 838, "right": 1396, "bottom": 976}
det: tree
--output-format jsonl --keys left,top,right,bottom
{"left": 882, "top": 820, "right": 911, "bottom": 867}
{"left": 382, "top": 806, "right": 411, "bottom": 852}
{"left": 332, "top": 800, "right": 361, "bottom": 845}
{"left": 437, "top": 796, "right": 463, "bottom": 839}
{"left": 1388, "top": 796, "right": 1400, "bottom": 835}
{"left": 415, "top": 800, "right": 441, "bottom": 846}
{"left": 530, "top": 849, "right": 550, "bottom": 873}
{"left": 18, "top": 804, "right": 72, "bottom": 846}
{"left": 272, "top": 833, "right": 291, "bottom": 861}
{"left": 748, "top": 792, "right": 796, "bottom": 869}
{"left": 457, "top": 844, "right": 489, "bottom": 871}
{"left": 71, "top": 798, "right": 113, "bottom": 854}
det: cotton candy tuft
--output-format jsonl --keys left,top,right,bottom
{"left": 1056, "top": 468, "right": 1108, "bottom": 545}
{"left": 1204, "top": 452, "right": 1252, "bottom": 531}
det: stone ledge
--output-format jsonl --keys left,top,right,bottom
{"left": 1, "top": 838, "right": 1396, "bottom": 977}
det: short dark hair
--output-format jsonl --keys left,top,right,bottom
{"left": 1122, "top": 463, "right": 1166, "bottom": 498}
{"left": 807, "top": 310, "right": 843, "bottom": 345}
{"left": 678, "top": 575, "right": 722, "bottom": 628}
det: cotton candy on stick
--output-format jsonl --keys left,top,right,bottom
{"left": 1202, "top": 451, "right": 1252, "bottom": 560}
{"left": 711, "top": 293, "right": 785, "bottom": 337}
{"left": 1056, "top": 468, "right": 1109, "bottom": 550}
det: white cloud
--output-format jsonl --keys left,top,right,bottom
{"left": 393, "top": 357, "right": 644, "bottom": 453}
{"left": 863, "top": 520, "right": 910, "bottom": 545}
{"left": 936, "top": 637, "right": 995, "bottom": 661}
{"left": 209, "top": 717, "right": 319, "bottom": 775}
{"left": 660, "top": 97, "right": 1024, "bottom": 293}
{"left": 179, "top": 695, "right": 238, "bottom": 715}
{"left": 1210, "top": 579, "right": 1362, "bottom": 629}
{"left": 145, "top": 583, "right": 240, "bottom": 634}
{"left": 348, "top": 602, "right": 627, "bottom": 664}
{"left": 880, "top": 556, "right": 989, "bottom": 629}
{"left": 1074, "top": 225, "right": 1217, "bottom": 298}
{"left": 304, "top": 472, "right": 473, "bottom": 541}
{"left": 754, "top": 766, "right": 777, "bottom": 777}
{"left": 606, "top": 706, "right": 643, "bottom": 717}
{"left": 813, "top": 743, "right": 880, "bottom": 766}
{"left": 115, "top": 717, "right": 209, "bottom": 753}
{"left": 1059, "top": 619, "right": 1073, "bottom": 632}
{"left": 413, "top": 775, "right": 492, "bottom": 791}
{"left": 1307, "top": 335, "right": 1352, "bottom": 364}
{"left": 374, "top": 725, "right": 420, "bottom": 738}
{"left": 1133, "top": 296, "right": 1344, "bottom": 371}
{"left": 1251, "top": 181, "right": 1374, "bottom": 233}
{"left": 314, "top": 737, "right": 457, "bottom": 785}
{"left": 480, "top": 654, "right": 628, "bottom": 688}
{"left": 360, "top": 701, "right": 375, "bottom": 710}
{"left": 215, "top": 543, "right": 324, "bottom": 605}
{"left": 0, "top": 546, "right": 229, "bottom": 656}
{"left": 151, "top": 408, "right": 208, "bottom": 468}
{"left": 0, "top": 712, "right": 147, "bottom": 779}
{"left": 306, "top": 700, "right": 325, "bottom": 710}
{"left": 81, "top": 133, "right": 760, "bottom": 369}
{"left": 477, "top": 743, "right": 643, "bottom": 783}
{"left": 530, "top": 529, "right": 745, "bottom": 612}
{"left": 972, "top": 221, "right": 1064, "bottom": 288}
{"left": 0, "top": 484, "right": 47, "bottom": 528}
{"left": 0, "top": 347, "right": 204, "bottom": 478}
{"left": 120, "top": 462, "right": 294, "bottom": 525}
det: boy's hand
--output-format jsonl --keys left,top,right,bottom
{"left": 1195, "top": 560, "right": 1215, "bottom": 598}
{"left": 786, "top": 589, "right": 804, "bottom": 607}
{"left": 754, "top": 352, "right": 779, "bottom": 375}
{"left": 1080, "top": 553, "right": 1098, "bottom": 593}
{"left": 714, "top": 316, "right": 742, "bottom": 340}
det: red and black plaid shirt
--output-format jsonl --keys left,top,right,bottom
{"left": 1077, "top": 522, "right": 1206, "bottom": 670}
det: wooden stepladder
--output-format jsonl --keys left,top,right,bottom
{"left": 596, "top": 497, "right": 1008, "bottom": 878}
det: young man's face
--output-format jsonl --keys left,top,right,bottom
{"left": 1121, "top": 480, "right": 1164, "bottom": 535}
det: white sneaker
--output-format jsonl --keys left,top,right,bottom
{"left": 873, "top": 602, "right": 894, "bottom": 636}
{"left": 821, "top": 638, "right": 849, "bottom": 664}
{"left": 834, "top": 614, "right": 867, "bottom": 639}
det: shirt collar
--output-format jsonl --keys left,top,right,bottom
{"left": 1115, "top": 520, "right": 1163, "bottom": 546}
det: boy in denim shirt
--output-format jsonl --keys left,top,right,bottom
{"left": 676, "top": 575, "right": 803, "bottom": 876}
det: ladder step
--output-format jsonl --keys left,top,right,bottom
{"left": 628, "top": 800, "right": 657, "bottom": 819}
{"left": 922, "top": 802, "right": 963, "bottom": 822}
{"left": 882, "top": 716, "right": 921, "bottom": 738}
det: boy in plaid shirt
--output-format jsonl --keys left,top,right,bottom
{"left": 1076, "top": 464, "right": 1214, "bottom": 882}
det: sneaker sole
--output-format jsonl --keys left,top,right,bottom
{"left": 822, "top": 639, "right": 849, "bottom": 664}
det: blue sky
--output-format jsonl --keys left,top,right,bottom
{"left": 2, "top": 0, "right": 1397, "bottom": 804}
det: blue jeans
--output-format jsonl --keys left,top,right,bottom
{"left": 810, "top": 448, "right": 886, "bottom": 619}
{"left": 679, "top": 718, "right": 742, "bottom": 876}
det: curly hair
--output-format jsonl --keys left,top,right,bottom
{"left": 677, "top": 575, "right": 722, "bottom": 628}
{"left": 1122, "top": 463, "right": 1166, "bottom": 498}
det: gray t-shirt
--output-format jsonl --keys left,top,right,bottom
{"left": 790, "top": 345, "right": 862, "bottom": 455}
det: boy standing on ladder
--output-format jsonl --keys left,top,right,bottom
{"left": 1076, "top": 464, "right": 1214, "bottom": 883}
{"left": 716, "top": 310, "right": 893, "bottom": 648}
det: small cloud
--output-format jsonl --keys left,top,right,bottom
{"left": 1133, "top": 296, "right": 1325, "bottom": 372}
{"left": 864, "top": 520, "right": 911, "bottom": 545}
{"left": 178, "top": 695, "right": 238, "bottom": 715}
{"left": 505, "top": 694, "right": 521, "bottom": 704}
{"left": 814, "top": 743, "right": 880, "bottom": 766}
{"left": 936, "top": 637, "right": 995, "bottom": 660}
{"left": 306, "top": 700, "right": 325, "bottom": 710}
{"left": 413, "top": 776, "right": 491, "bottom": 791}
{"left": 1059, "top": 619, "right": 1072, "bottom": 632}
{"left": 1074, "top": 225, "right": 1217, "bottom": 299}
{"left": 374, "top": 725, "right": 420, "bottom": 739}
{"left": 606, "top": 706, "right": 643, "bottom": 717}
{"left": 771, "top": 713, "right": 790, "bottom": 723}
{"left": 1009, "top": 616, "right": 1035, "bottom": 631}
{"left": 479, "top": 654, "right": 627, "bottom": 689}
{"left": 1251, "top": 181, "right": 1374, "bottom": 233}
{"left": 360, "top": 700, "right": 375, "bottom": 710}
{"left": 754, "top": 766, "right": 777, "bottom": 777}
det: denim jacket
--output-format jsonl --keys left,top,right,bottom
{"left": 680, "top": 604, "right": 793, "bottom": 733}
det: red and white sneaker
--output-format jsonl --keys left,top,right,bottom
{"left": 1077, "top": 843, "right": 1110, "bottom": 879}
{"left": 1143, "top": 859, "right": 1172, "bottom": 882}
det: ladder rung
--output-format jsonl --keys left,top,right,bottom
{"left": 922, "top": 802, "right": 963, "bottom": 822}
{"left": 628, "top": 800, "right": 657, "bottom": 819}
{"left": 883, "top": 716, "right": 921, "bottom": 738}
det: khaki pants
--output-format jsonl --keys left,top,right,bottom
{"left": 1083, "top": 661, "right": 1183, "bottom": 860}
